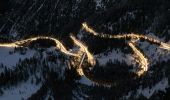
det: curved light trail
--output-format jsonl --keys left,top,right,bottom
{"left": 0, "top": 35, "right": 95, "bottom": 79}
{"left": 82, "top": 22, "right": 170, "bottom": 76}
{"left": 0, "top": 35, "right": 98, "bottom": 85}
{"left": 0, "top": 36, "right": 79, "bottom": 57}
{"left": 160, "top": 42, "right": 170, "bottom": 50}
{"left": 0, "top": 22, "right": 170, "bottom": 86}
{"left": 128, "top": 42, "right": 148, "bottom": 76}
{"left": 82, "top": 22, "right": 170, "bottom": 49}
{"left": 70, "top": 35, "right": 96, "bottom": 66}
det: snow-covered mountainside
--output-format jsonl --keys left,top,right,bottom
{"left": 0, "top": 0, "right": 170, "bottom": 100}
{"left": 0, "top": 46, "right": 69, "bottom": 100}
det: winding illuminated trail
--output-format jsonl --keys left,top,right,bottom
{"left": 128, "top": 42, "right": 148, "bottom": 76}
{"left": 0, "top": 36, "right": 79, "bottom": 57}
{"left": 82, "top": 22, "right": 170, "bottom": 76}
{"left": 70, "top": 35, "right": 96, "bottom": 66}
{"left": 0, "top": 22, "right": 170, "bottom": 86}
{"left": 82, "top": 22, "right": 170, "bottom": 49}
{"left": 0, "top": 35, "right": 95, "bottom": 77}
{"left": 0, "top": 35, "right": 99, "bottom": 85}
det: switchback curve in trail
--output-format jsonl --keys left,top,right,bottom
{"left": 82, "top": 22, "right": 170, "bottom": 76}
{"left": 1, "top": 22, "right": 170, "bottom": 86}
{"left": 70, "top": 35, "right": 96, "bottom": 66}
{"left": 0, "top": 35, "right": 99, "bottom": 85}
{"left": 0, "top": 35, "right": 95, "bottom": 76}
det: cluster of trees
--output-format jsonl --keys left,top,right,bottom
{"left": 0, "top": 45, "right": 86, "bottom": 99}
{"left": 0, "top": 48, "right": 70, "bottom": 91}
{"left": 29, "top": 39, "right": 56, "bottom": 49}
{"left": 79, "top": 55, "right": 170, "bottom": 99}
{"left": 80, "top": 33, "right": 128, "bottom": 54}
{"left": 27, "top": 56, "right": 81, "bottom": 100}
{"left": 8, "top": 47, "right": 27, "bottom": 55}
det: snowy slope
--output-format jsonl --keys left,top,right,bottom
{"left": 0, "top": 79, "right": 41, "bottom": 100}
{"left": 0, "top": 47, "right": 36, "bottom": 69}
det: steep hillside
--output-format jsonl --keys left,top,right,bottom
{"left": 0, "top": 0, "right": 170, "bottom": 100}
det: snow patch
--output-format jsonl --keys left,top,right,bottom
{"left": 137, "top": 41, "right": 170, "bottom": 66}
{"left": 79, "top": 76, "right": 93, "bottom": 86}
{"left": 95, "top": 49, "right": 134, "bottom": 66}
{"left": 137, "top": 78, "right": 169, "bottom": 99}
